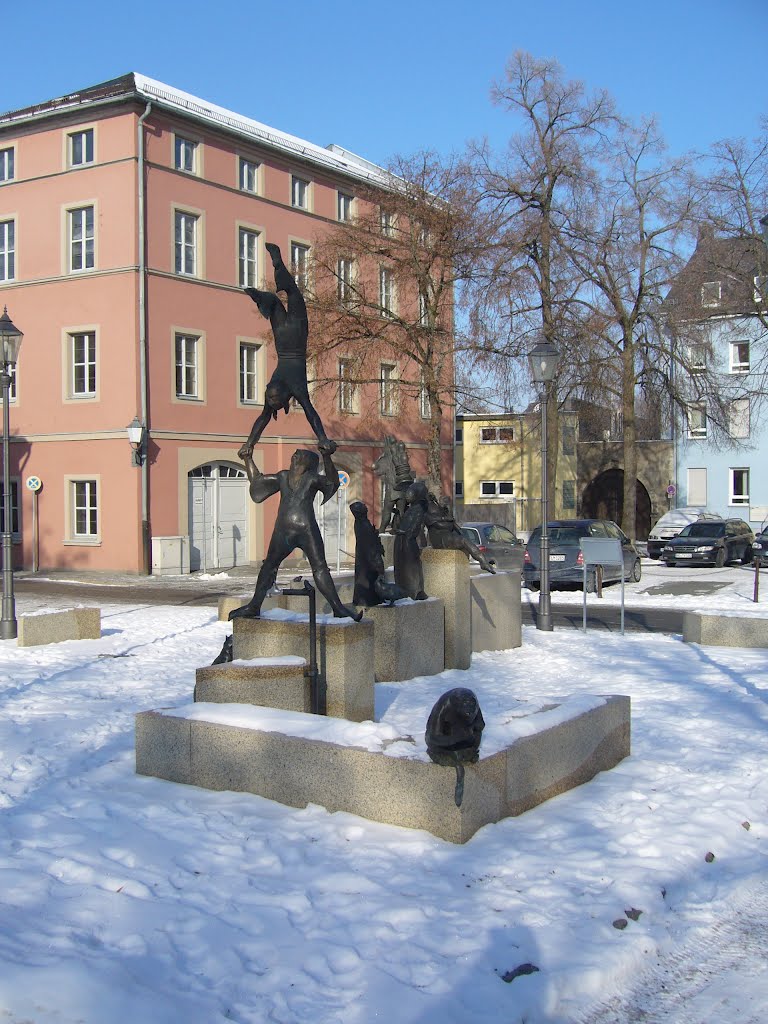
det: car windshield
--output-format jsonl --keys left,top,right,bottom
{"left": 680, "top": 522, "right": 725, "bottom": 538}
{"left": 529, "top": 525, "right": 589, "bottom": 545}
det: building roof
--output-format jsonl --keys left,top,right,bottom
{"left": 0, "top": 72, "right": 390, "bottom": 188}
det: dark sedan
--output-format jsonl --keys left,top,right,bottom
{"left": 662, "top": 518, "right": 754, "bottom": 567}
{"left": 752, "top": 528, "right": 768, "bottom": 566}
{"left": 523, "top": 519, "right": 641, "bottom": 592}
{"left": 459, "top": 522, "right": 521, "bottom": 570}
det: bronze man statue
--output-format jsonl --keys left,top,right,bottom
{"left": 229, "top": 446, "right": 362, "bottom": 621}
{"left": 425, "top": 494, "right": 496, "bottom": 573}
{"left": 241, "top": 242, "right": 334, "bottom": 456}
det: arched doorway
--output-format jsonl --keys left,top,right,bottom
{"left": 188, "top": 462, "right": 249, "bottom": 571}
{"left": 581, "top": 468, "right": 652, "bottom": 539}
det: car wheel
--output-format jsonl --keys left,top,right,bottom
{"left": 664, "top": 561, "right": 676, "bottom": 567}
{"left": 715, "top": 548, "right": 726, "bottom": 568}
{"left": 631, "top": 559, "right": 642, "bottom": 583}
{"left": 648, "top": 552, "right": 660, "bottom": 560}
{"left": 742, "top": 546, "right": 753, "bottom": 565}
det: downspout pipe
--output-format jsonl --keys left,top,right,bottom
{"left": 138, "top": 101, "right": 152, "bottom": 573}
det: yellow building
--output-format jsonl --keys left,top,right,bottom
{"left": 454, "top": 410, "right": 579, "bottom": 536}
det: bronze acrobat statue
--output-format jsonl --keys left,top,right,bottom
{"left": 241, "top": 242, "right": 334, "bottom": 456}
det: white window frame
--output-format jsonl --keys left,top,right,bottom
{"left": 380, "top": 363, "right": 398, "bottom": 416}
{"left": 379, "top": 266, "right": 395, "bottom": 318}
{"left": 238, "top": 227, "right": 259, "bottom": 288}
{"left": 729, "top": 340, "right": 750, "bottom": 374}
{"left": 175, "top": 332, "right": 200, "bottom": 399}
{"left": 687, "top": 403, "right": 707, "bottom": 439}
{"left": 729, "top": 468, "right": 750, "bottom": 506}
{"left": 480, "top": 480, "right": 515, "bottom": 498}
{"left": 68, "top": 128, "right": 94, "bottom": 168}
{"left": 729, "top": 398, "right": 750, "bottom": 439}
{"left": 419, "top": 374, "right": 431, "bottom": 420}
{"left": 687, "top": 343, "right": 706, "bottom": 371}
{"left": 0, "top": 219, "right": 15, "bottom": 282}
{"left": 687, "top": 467, "right": 708, "bottom": 507}
{"left": 174, "top": 210, "right": 198, "bottom": 277}
{"left": 380, "top": 208, "right": 394, "bottom": 237}
{"left": 70, "top": 331, "right": 97, "bottom": 398}
{"left": 239, "top": 341, "right": 261, "bottom": 405}
{"left": 69, "top": 478, "right": 100, "bottom": 541}
{"left": 174, "top": 135, "right": 198, "bottom": 174}
{"left": 239, "top": 157, "right": 260, "bottom": 193}
{"left": 337, "top": 258, "right": 354, "bottom": 304}
{"left": 0, "top": 147, "right": 14, "bottom": 183}
{"left": 480, "top": 426, "right": 515, "bottom": 443}
{"left": 337, "top": 191, "right": 354, "bottom": 222}
{"left": 291, "top": 175, "right": 310, "bottom": 210}
{"left": 68, "top": 206, "right": 95, "bottom": 272}
{"left": 7, "top": 363, "right": 16, "bottom": 402}
{"left": 701, "top": 281, "right": 721, "bottom": 307}
{"left": 754, "top": 275, "right": 767, "bottom": 306}
{"left": 290, "top": 241, "right": 310, "bottom": 292}
{"left": 338, "top": 358, "right": 357, "bottom": 414}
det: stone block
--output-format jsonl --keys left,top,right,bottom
{"left": 683, "top": 612, "right": 768, "bottom": 648}
{"left": 135, "top": 710, "right": 192, "bottom": 785}
{"left": 361, "top": 598, "right": 444, "bottom": 681}
{"left": 17, "top": 607, "right": 101, "bottom": 647}
{"left": 421, "top": 548, "right": 472, "bottom": 670}
{"left": 471, "top": 570, "right": 522, "bottom": 652}
{"left": 194, "top": 657, "right": 310, "bottom": 712}
{"left": 218, "top": 594, "right": 279, "bottom": 622}
{"left": 504, "top": 695, "right": 631, "bottom": 815}
{"left": 232, "top": 613, "right": 374, "bottom": 722}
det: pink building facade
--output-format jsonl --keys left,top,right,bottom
{"left": 0, "top": 75, "right": 452, "bottom": 573}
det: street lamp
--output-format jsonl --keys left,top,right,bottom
{"left": 0, "top": 307, "right": 23, "bottom": 640}
{"left": 126, "top": 416, "right": 146, "bottom": 467}
{"left": 528, "top": 340, "right": 560, "bottom": 632}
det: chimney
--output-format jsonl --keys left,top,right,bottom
{"left": 697, "top": 222, "right": 715, "bottom": 246}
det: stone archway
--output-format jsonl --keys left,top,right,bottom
{"left": 581, "top": 468, "right": 652, "bottom": 539}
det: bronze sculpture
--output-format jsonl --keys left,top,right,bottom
{"left": 425, "top": 494, "right": 496, "bottom": 573}
{"left": 350, "top": 500, "right": 407, "bottom": 606}
{"left": 373, "top": 435, "right": 415, "bottom": 533}
{"left": 229, "top": 446, "right": 362, "bottom": 621}
{"left": 425, "top": 687, "right": 485, "bottom": 807}
{"left": 241, "top": 242, "right": 334, "bottom": 456}
{"left": 393, "top": 480, "right": 429, "bottom": 601}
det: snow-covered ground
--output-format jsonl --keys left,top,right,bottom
{"left": 1, "top": 563, "right": 767, "bottom": 1023}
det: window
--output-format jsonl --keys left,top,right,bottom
{"left": 562, "top": 479, "right": 576, "bottom": 510}
{"left": 0, "top": 220, "right": 14, "bottom": 281}
{"left": 175, "top": 333, "right": 199, "bottom": 398}
{"left": 455, "top": 481, "right": 464, "bottom": 498}
{"left": 338, "top": 359, "right": 357, "bottom": 414}
{"left": 174, "top": 136, "right": 197, "bottom": 173}
{"left": 337, "top": 258, "right": 354, "bottom": 304}
{"left": 291, "top": 175, "right": 309, "bottom": 209}
{"left": 701, "top": 281, "right": 721, "bottom": 307}
{"left": 419, "top": 374, "right": 431, "bottom": 420}
{"left": 754, "top": 276, "right": 767, "bottom": 306}
{"left": 71, "top": 479, "right": 99, "bottom": 539}
{"left": 0, "top": 480, "right": 19, "bottom": 536}
{"left": 729, "top": 468, "right": 749, "bottom": 506}
{"left": 480, "top": 426, "right": 515, "bottom": 443}
{"left": 239, "top": 342, "right": 261, "bottom": 404}
{"left": 455, "top": 427, "right": 463, "bottom": 444}
{"left": 418, "top": 289, "right": 429, "bottom": 326}
{"left": 379, "top": 266, "right": 395, "bottom": 318}
{"left": 69, "top": 128, "right": 94, "bottom": 167}
{"left": 687, "top": 467, "right": 707, "bottom": 506}
{"left": 7, "top": 364, "right": 16, "bottom": 401}
{"left": 69, "top": 331, "right": 96, "bottom": 397}
{"left": 688, "top": 343, "right": 706, "bottom": 372}
{"left": 480, "top": 480, "right": 515, "bottom": 498}
{"left": 291, "top": 242, "right": 310, "bottom": 291}
{"left": 337, "top": 192, "right": 353, "bottom": 221}
{"left": 380, "top": 363, "right": 397, "bottom": 416}
{"left": 729, "top": 398, "right": 750, "bottom": 439}
{"left": 0, "top": 147, "right": 14, "bottom": 182}
{"left": 562, "top": 425, "right": 576, "bottom": 455}
{"left": 380, "top": 209, "right": 394, "bottom": 237}
{"left": 174, "top": 211, "right": 198, "bottom": 276}
{"left": 238, "top": 227, "right": 259, "bottom": 288}
{"left": 68, "top": 206, "right": 94, "bottom": 271}
{"left": 239, "top": 157, "right": 260, "bottom": 192}
{"left": 687, "top": 403, "right": 707, "bottom": 439}
{"left": 729, "top": 341, "right": 750, "bottom": 373}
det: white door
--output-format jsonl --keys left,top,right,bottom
{"left": 314, "top": 482, "right": 349, "bottom": 570}
{"left": 188, "top": 464, "right": 248, "bottom": 571}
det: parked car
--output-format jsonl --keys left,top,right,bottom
{"left": 459, "top": 522, "right": 521, "bottom": 570}
{"left": 646, "top": 507, "right": 723, "bottom": 559}
{"left": 523, "top": 519, "right": 642, "bottom": 592}
{"left": 661, "top": 518, "right": 754, "bottom": 567}
{"left": 751, "top": 527, "right": 768, "bottom": 566}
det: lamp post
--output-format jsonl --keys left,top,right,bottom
{"left": 528, "top": 340, "right": 560, "bottom": 632}
{"left": 126, "top": 416, "right": 146, "bottom": 467}
{"left": 0, "top": 307, "right": 23, "bottom": 640}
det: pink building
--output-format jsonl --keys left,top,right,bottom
{"left": 0, "top": 74, "right": 452, "bottom": 573}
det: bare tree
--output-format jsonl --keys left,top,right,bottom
{"left": 307, "top": 151, "right": 490, "bottom": 489}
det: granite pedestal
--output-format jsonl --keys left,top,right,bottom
{"left": 362, "top": 598, "right": 444, "bottom": 681}
{"left": 421, "top": 548, "right": 472, "bottom": 670}
{"left": 17, "top": 607, "right": 101, "bottom": 647}
{"left": 471, "top": 570, "right": 522, "bottom": 652}
{"left": 194, "top": 656, "right": 309, "bottom": 712}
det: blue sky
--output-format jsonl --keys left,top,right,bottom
{"left": 4, "top": 0, "right": 765, "bottom": 166}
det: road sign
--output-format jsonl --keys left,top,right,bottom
{"left": 666, "top": 484, "right": 676, "bottom": 496}
{"left": 338, "top": 470, "right": 350, "bottom": 489}
{"left": 25, "top": 475, "right": 42, "bottom": 492}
